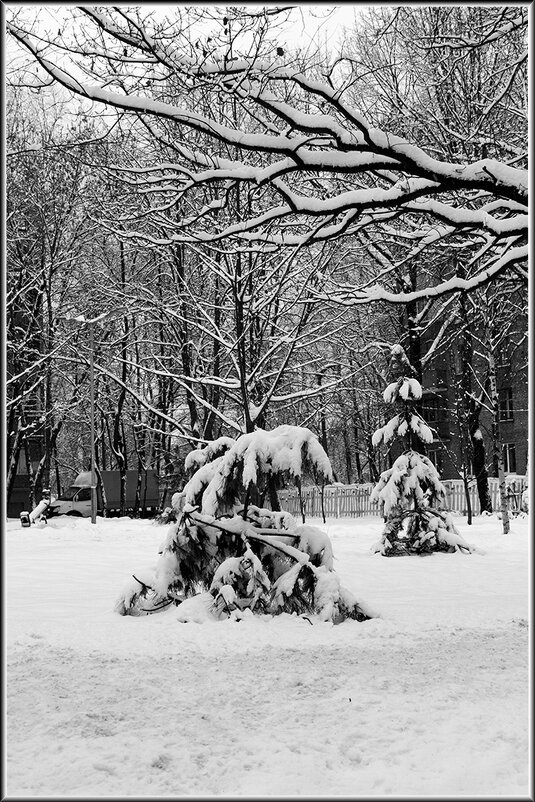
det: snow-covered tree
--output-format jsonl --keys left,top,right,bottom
{"left": 6, "top": 6, "right": 526, "bottom": 513}
{"left": 6, "top": 88, "right": 103, "bottom": 506}
{"left": 115, "top": 425, "right": 374, "bottom": 623}
{"left": 370, "top": 345, "right": 477, "bottom": 556}
{"left": 6, "top": 6, "right": 527, "bottom": 302}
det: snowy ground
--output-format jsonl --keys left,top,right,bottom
{"left": 4, "top": 512, "right": 531, "bottom": 798}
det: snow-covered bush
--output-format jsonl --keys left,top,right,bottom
{"left": 116, "top": 426, "right": 374, "bottom": 623}
{"left": 370, "top": 345, "right": 477, "bottom": 556}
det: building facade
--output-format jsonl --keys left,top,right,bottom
{"left": 421, "top": 334, "right": 528, "bottom": 482}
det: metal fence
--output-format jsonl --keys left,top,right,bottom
{"left": 277, "top": 477, "right": 528, "bottom": 519}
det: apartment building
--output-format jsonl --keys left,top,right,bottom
{"left": 421, "top": 336, "right": 528, "bottom": 481}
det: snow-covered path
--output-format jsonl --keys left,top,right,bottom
{"left": 4, "top": 514, "right": 530, "bottom": 797}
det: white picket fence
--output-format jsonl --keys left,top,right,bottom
{"left": 277, "top": 477, "right": 527, "bottom": 519}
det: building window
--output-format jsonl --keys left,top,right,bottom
{"left": 24, "top": 394, "right": 42, "bottom": 422}
{"left": 498, "top": 388, "right": 514, "bottom": 421}
{"left": 496, "top": 345, "right": 509, "bottom": 367}
{"left": 427, "top": 448, "right": 444, "bottom": 473}
{"left": 423, "top": 396, "right": 446, "bottom": 423}
{"left": 502, "top": 443, "right": 516, "bottom": 474}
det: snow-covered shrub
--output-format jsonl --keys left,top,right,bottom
{"left": 370, "top": 345, "right": 476, "bottom": 556}
{"left": 115, "top": 425, "right": 373, "bottom": 623}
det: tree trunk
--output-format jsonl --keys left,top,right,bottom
{"left": 342, "top": 427, "right": 353, "bottom": 483}
{"left": 134, "top": 459, "right": 143, "bottom": 518}
{"left": 461, "top": 467, "right": 472, "bottom": 525}
{"left": 471, "top": 429, "right": 492, "bottom": 513}
{"left": 31, "top": 417, "right": 64, "bottom": 500}
{"left": 6, "top": 423, "right": 23, "bottom": 503}
{"left": 296, "top": 476, "right": 305, "bottom": 523}
{"left": 449, "top": 349, "right": 473, "bottom": 523}
{"left": 23, "top": 432, "right": 36, "bottom": 511}
{"left": 54, "top": 446, "right": 62, "bottom": 498}
{"left": 488, "top": 353, "right": 510, "bottom": 534}
{"left": 367, "top": 435, "right": 380, "bottom": 482}
{"left": 265, "top": 475, "right": 280, "bottom": 512}
{"left": 453, "top": 277, "right": 493, "bottom": 515}
{"left": 404, "top": 264, "right": 425, "bottom": 455}
{"left": 95, "top": 463, "right": 107, "bottom": 516}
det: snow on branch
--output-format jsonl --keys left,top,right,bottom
{"left": 184, "top": 437, "right": 236, "bottom": 473}
{"left": 327, "top": 244, "right": 528, "bottom": 305}
{"left": 6, "top": 8, "right": 527, "bottom": 301}
{"left": 190, "top": 425, "right": 333, "bottom": 516}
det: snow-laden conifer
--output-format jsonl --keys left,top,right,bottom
{"left": 115, "top": 425, "right": 375, "bottom": 623}
{"left": 370, "top": 345, "right": 478, "bottom": 556}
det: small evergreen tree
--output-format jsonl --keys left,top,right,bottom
{"left": 370, "top": 345, "right": 477, "bottom": 556}
{"left": 116, "top": 425, "right": 375, "bottom": 622}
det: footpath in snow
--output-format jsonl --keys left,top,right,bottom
{"left": 4, "top": 513, "right": 530, "bottom": 798}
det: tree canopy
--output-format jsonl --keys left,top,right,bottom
{"left": 7, "top": 5, "right": 527, "bottom": 302}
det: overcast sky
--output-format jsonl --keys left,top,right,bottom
{"left": 5, "top": 4, "right": 360, "bottom": 95}
{"left": 5, "top": 4, "right": 360, "bottom": 56}
{"left": 276, "top": 5, "right": 359, "bottom": 51}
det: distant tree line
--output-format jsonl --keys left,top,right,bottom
{"left": 6, "top": 5, "right": 527, "bottom": 514}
